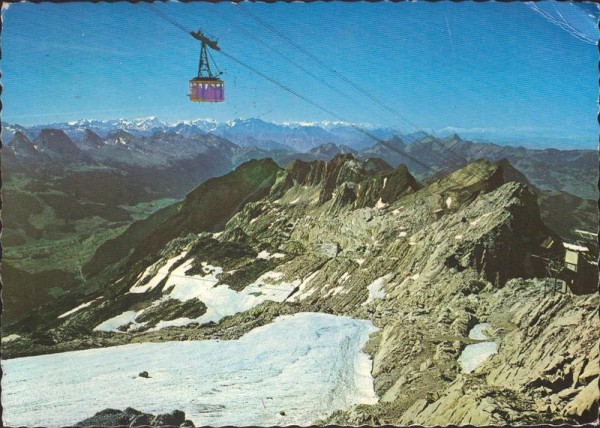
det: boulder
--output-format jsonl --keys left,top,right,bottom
{"left": 130, "top": 413, "right": 153, "bottom": 427}
{"left": 562, "top": 378, "right": 599, "bottom": 422}
{"left": 152, "top": 410, "right": 186, "bottom": 426}
{"left": 76, "top": 408, "right": 137, "bottom": 426}
{"left": 76, "top": 408, "right": 189, "bottom": 427}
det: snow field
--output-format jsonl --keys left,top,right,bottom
{"left": 96, "top": 252, "right": 307, "bottom": 332}
{"left": 3, "top": 313, "right": 379, "bottom": 427}
{"left": 149, "top": 261, "right": 300, "bottom": 331}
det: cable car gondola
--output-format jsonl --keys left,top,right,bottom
{"left": 189, "top": 30, "right": 224, "bottom": 102}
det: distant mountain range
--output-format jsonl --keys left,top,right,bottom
{"left": 4, "top": 117, "right": 595, "bottom": 151}
{"left": 4, "top": 121, "right": 597, "bottom": 199}
{"left": 2, "top": 117, "right": 398, "bottom": 152}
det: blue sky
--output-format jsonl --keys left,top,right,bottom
{"left": 1, "top": 1, "right": 598, "bottom": 148}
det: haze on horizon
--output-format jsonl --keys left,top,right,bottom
{"left": 1, "top": 1, "right": 598, "bottom": 149}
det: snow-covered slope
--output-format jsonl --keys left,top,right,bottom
{"left": 3, "top": 313, "right": 377, "bottom": 427}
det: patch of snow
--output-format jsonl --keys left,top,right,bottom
{"left": 152, "top": 266, "right": 298, "bottom": 330}
{"left": 355, "top": 258, "right": 365, "bottom": 266}
{"left": 375, "top": 198, "right": 388, "bottom": 209}
{"left": 250, "top": 218, "right": 258, "bottom": 224}
{"left": 458, "top": 323, "right": 497, "bottom": 373}
{"left": 162, "top": 260, "right": 223, "bottom": 301}
{"left": 256, "top": 250, "right": 286, "bottom": 260}
{"left": 445, "top": 197, "right": 453, "bottom": 208}
{"left": 58, "top": 297, "right": 103, "bottom": 319}
{"left": 382, "top": 177, "right": 388, "bottom": 189}
{"left": 2, "top": 313, "right": 378, "bottom": 427}
{"left": 458, "top": 342, "right": 497, "bottom": 373}
{"left": 290, "top": 197, "right": 301, "bottom": 205}
{"left": 455, "top": 234, "right": 463, "bottom": 240}
{"left": 469, "top": 323, "right": 491, "bottom": 340}
{"left": 362, "top": 275, "right": 391, "bottom": 306}
{"left": 410, "top": 273, "right": 420, "bottom": 280}
{"left": 392, "top": 206, "right": 404, "bottom": 215}
{"left": 212, "top": 232, "right": 223, "bottom": 239}
{"left": 338, "top": 272, "right": 351, "bottom": 283}
{"left": 93, "top": 311, "right": 143, "bottom": 333}
{"left": 324, "top": 286, "right": 344, "bottom": 298}
{"left": 290, "top": 271, "right": 320, "bottom": 301}
{"left": 398, "top": 231, "right": 407, "bottom": 238}
{"left": 256, "top": 250, "right": 269, "bottom": 259}
{"left": 261, "top": 271, "right": 284, "bottom": 281}
{"left": 2, "top": 334, "right": 21, "bottom": 343}
{"left": 295, "top": 287, "right": 317, "bottom": 300}
{"left": 130, "top": 251, "right": 188, "bottom": 294}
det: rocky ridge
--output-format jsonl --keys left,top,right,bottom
{"left": 3, "top": 154, "right": 597, "bottom": 425}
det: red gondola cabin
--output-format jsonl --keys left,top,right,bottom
{"left": 189, "top": 77, "right": 224, "bottom": 102}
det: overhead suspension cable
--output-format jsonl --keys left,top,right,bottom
{"left": 144, "top": 3, "right": 491, "bottom": 186}
{"left": 201, "top": 6, "right": 458, "bottom": 170}
{"left": 146, "top": 3, "right": 193, "bottom": 34}
{"left": 235, "top": 4, "right": 430, "bottom": 136}
{"left": 202, "top": 8, "right": 463, "bottom": 172}
{"left": 200, "top": 6, "right": 361, "bottom": 106}
{"left": 235, "top": 3, "right": 477, "bottom": 167}
{"left": 218, "top": 49, "right": 456, "bottom": 176}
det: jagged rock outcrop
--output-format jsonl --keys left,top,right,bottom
{"left": 75, "top": 407, "right": 193, "bottom": 427}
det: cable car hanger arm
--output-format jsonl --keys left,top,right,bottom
{"left": 190, "top": 30, "right": 220, "bottom": 51}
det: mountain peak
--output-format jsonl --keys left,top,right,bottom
{"left": 34, "top": 129, "right": 80, "bottom": 155}
{"left": 309, "top": 142, "right": 359, "bottom": 159}
{"left": 81, "top": 129, "right": 104, "bottom": 148}
{"left": 7, "top": 131, "right": 38, "bottom": 156}
{"left": 12, "top": 130, "right": 31, "bottom": 142}
{"left": 105, "top": 129, "right": 139, "bottom": 146}
{"left": 387, "top": 135, "right": 405, "bottom": 146}
{"left": 363, "top": 157, "right": 394, "bottom": 175}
